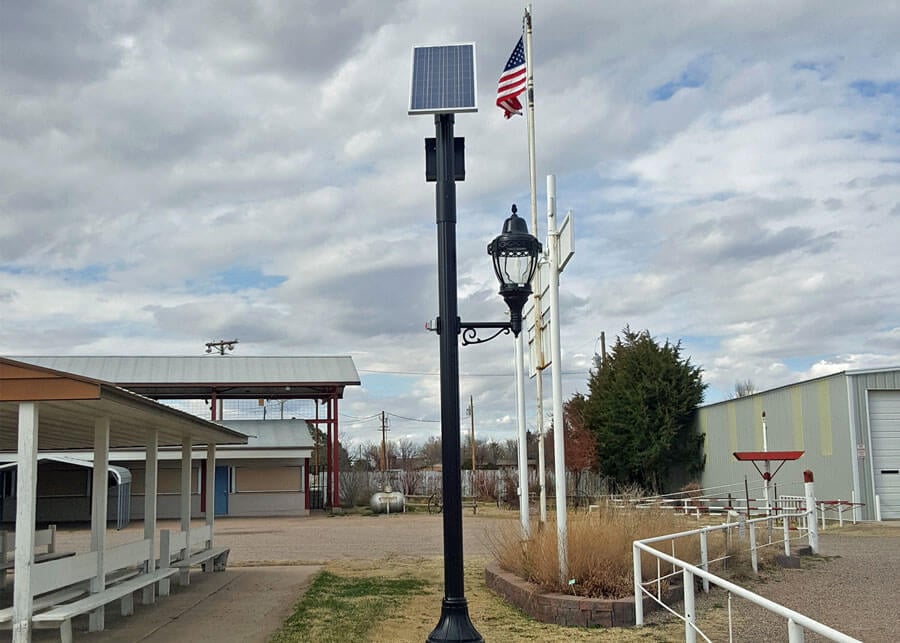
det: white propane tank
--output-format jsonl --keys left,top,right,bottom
{"left": 370, "top": 485, "right": 406, "bottom": 514}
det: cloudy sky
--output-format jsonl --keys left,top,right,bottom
{"left": 2, "top": 1, "right": 899, "bottom": 450}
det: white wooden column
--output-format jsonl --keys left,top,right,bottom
{"left": 205, "top": 443, "right": 216, "bottom": 545}
{"left": 89, "top": 416, "right": 110, "bottom": 632}
{"left": 12, "top": 402, "right": 39, "bottom": 643}
{"left": 179, "top": 438, "right": 192, "bottom": 586}
{"left": 142, "top": 429, "right": 159, "bottom": 605}
{"left": 180, "top": 438, "right": 192, "bottom": 531}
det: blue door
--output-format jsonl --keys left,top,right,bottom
{"left": 214, "top": 466, "right": 229, "bottom": 516}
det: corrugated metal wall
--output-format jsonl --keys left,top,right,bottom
{"left": 699, "top": 372, "right": 854, "bottom": 511}
{"left": 698, "top": 368, "right": 900, "bottom": 520}
{"left": 847, "top": 369, "right": 900, "bottom": 519}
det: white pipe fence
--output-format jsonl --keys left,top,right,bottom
{"left": 632, "top": 510, "right": 858, "bottom": 642}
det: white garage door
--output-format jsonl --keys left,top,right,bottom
{"left": 869, "top": 391, "right": 900, "bottom": 520}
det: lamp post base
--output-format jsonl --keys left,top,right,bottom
{"left": 426, "top": 597, "right": 483, "bottom": 643}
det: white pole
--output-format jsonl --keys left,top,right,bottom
{"left": 515, "top": 332, "right": 530, "bottom": 537}
{"left": 804, "top": 471, "right": 818, "bottom": 555}
{"left": 12, "top": 402, "right": 39, "bottom": 643}
{"left": 762, "top": 412, "right": 771, "bottom": 515}
{"left": 536, "top": 371, "right": 547, "bottom": 524}
{"left": 524, "top": 4, "right": 546, "bottom": 528}
{"left": 633, "top": 544, "right": 644, "bottom": 626}
{"left": 206, "top": 443, "right": 216, "bottom": 537}
{"left": 524, "top": 6, "right": 537, "bottom": 237}
{"left": 547, "top": 174, "right": 568, "bottom": 582}
{"left": 90, "top": 416, "right": 110, "bottom": 632}
{"left": 143, "top": 430, "right": 159, "bottom": 605}
{"left": 683, "top": 568, "right": 697, "bottom": 643}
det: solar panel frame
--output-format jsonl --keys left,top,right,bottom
{"left": 408, "top": 43, "right": 478, "bottom": 115}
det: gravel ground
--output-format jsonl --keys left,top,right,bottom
{"left": 691, "top": 523, "right": 900, "bottom": 642}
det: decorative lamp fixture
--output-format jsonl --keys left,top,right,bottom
{"left": 487, "top": 204, "right": 542, "bottom": 337}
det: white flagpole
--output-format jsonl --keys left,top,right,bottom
{"left": 523, "top": 4, "right": 548, "bottom": 527}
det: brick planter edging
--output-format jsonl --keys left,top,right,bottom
{"left": 484, "top": 562, "right": 680, "bottom": 628}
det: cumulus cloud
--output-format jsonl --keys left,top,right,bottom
{"left": 2, "top": 1, "right": 900, "bottom": 444}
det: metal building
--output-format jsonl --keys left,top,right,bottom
{"left": 698, "top": 367, "right": 900, "bottom": 520}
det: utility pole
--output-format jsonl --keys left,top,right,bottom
{"left": 380, "top": 411, "right": 389, "bottom": 483}
{"left": 204, "top": 339, "right": 238, "bottom": 421}
{"left": 467, "top": 397, "right": 476, "bottom": 473}
{"left": 593, "top": 331, "right": 606, "bottom": 370}
{"left": 466, "top": 396, "right": 477, "bottom": 514}
{"left": 205, "top": 339, "right": 238, "bottom": 355}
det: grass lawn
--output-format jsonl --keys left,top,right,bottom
{"left": 268, "top": 555, "right": 690, "bottom": 642}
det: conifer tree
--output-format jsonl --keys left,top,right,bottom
{"left": 584, "top": 326, "right": 706, "bottom": 492}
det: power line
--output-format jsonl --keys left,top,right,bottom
{"left": 339, "top": 412, "right": 382, "bottom": 422}
{"left": 358, "top": 368, "right": 586, "bottom": 377}
{"left": 385, "top": 411, "right": 441, "bottom": 423}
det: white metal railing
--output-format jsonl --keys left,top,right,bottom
{"left": 632, "top": 511, "right": 857, "bottom": 642}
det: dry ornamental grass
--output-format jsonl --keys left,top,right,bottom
{"left": 489, "top": 505, "right": 714, "bottom": 598}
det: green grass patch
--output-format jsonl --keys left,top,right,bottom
{"left": 269, "top": 570, "right": 429, "bottom": 643}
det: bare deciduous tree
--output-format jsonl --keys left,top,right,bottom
{"left": 421, "top": 435, "right": 442, "bottom": 467}
{"left": 732, "top": 379, "right": 757, "bottom": 398}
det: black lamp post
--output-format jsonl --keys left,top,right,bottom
{"left": 427, "top": 113, "right": 540, "bottom": 643}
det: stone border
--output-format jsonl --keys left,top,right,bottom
{"left": 485, "top": 562, "right": 680, "bottom": 628}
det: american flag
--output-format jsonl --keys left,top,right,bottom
{"left": 496, "top": 36, "right": 526, "bottom": 118}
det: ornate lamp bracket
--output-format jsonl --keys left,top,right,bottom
{"left": 459, "top": 321, "right": 513, "bottom": 346}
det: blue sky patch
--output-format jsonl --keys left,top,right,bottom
{"left": 0, "top": 263, "right": 108, "bottom": 283}
{"left": 189, "top": 266, "right": 287, "bottom": 294}
{"left": 361, "top": 373, "right": 420, "bottom": 399}
{"left": 850, "top": 79, "right": 900, "bottom": 98}
{"left": 0, "top": 264, "right": 29, "bottom": 276}
{"left": 61, "top": 264, "right": 108, "bottom": 283}
{"left": 650, "top": 56, "right": 711, "bottom": 102}
{"left": 792, "top": 60, "right": 836, "bottom": 79}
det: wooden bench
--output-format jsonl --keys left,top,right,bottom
{"left": 162, "top": 524, "right": 230, "bottom": 587}
{"left": 0, "top": 586, "right": 87, "bottom": 628}
{"left": 28, "top": 539, "right": 178, "bottom": 643}
{"left": 0, "top": 525, "right": 74, "bottom": 584}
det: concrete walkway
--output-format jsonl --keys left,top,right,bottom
{"left": 31, "top": 566, "right": 318, "bottom": 642}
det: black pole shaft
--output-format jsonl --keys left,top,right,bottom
{"left": 428, "top": 113, "right": 482, "bottom": 643}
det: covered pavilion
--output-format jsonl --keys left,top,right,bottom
{"left": 9, "top": 356, "right": 360, "bottom": 510}
{"left": 0, "top": 357, "right": 247, "bottom": 641}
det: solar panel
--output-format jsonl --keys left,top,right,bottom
{"left": 408, "top": 43, "right": 478, "bottom": 115}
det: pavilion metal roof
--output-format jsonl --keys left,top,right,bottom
{"left": 0, "top": 357, "right": 248, "bottom": 451}
{"left": 8, "top": 356, "right": 361, "bottom": 400}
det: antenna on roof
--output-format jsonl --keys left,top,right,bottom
{"left": 205, "top": 339, "right": 239, "bottom": 355}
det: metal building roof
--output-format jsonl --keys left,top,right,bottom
{"left": 8, "top": 356, "right": 360, "bottom": 400}
{"left": 219, "top": 419, "right": 316, "bottom": 449}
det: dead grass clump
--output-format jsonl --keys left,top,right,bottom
{"left": 489, "top": 505, "right": 705, "bottom": 598}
